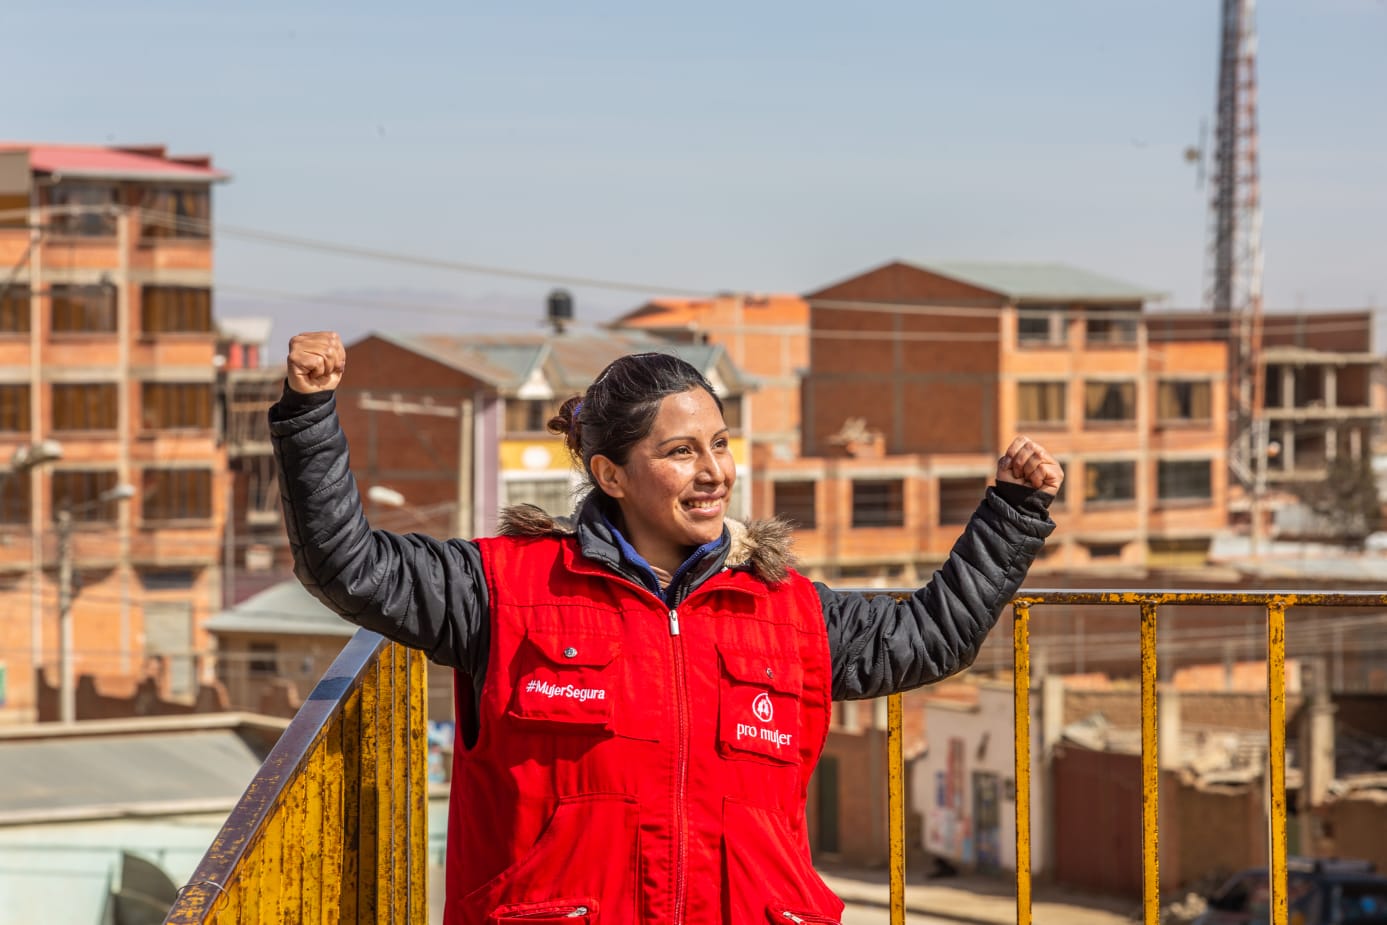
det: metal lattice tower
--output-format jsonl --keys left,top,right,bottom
{"left": 1206, "top": 0, "right": 1266, "bottom": 497}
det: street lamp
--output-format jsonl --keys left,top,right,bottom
{"left": 57, "top": 482, "right": 134, "bottom": 724}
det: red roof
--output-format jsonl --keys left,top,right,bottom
{"left": 0, "top": 143, "right": 227, "bottom": 182}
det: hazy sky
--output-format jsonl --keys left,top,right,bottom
{"left": 8, "top": 0, "right": 1386, "bottom": 350}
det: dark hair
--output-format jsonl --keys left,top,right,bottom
{"left": 548, "top": 352, "right": 724, "bottom": 486}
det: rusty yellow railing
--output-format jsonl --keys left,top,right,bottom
{"left": 883, "top": 590, "right": 1387, "bottom": 925}
{"left": 165, "top": 630, "right": 427, "bottom": 924}
{"left": 166, "top": 589, "right": 1386, "bottom": 925}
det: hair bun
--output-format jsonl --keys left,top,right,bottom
{"left": 548, "top": 395, "right": 585, "bottom": 457}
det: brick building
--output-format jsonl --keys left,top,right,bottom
{"left": 0, "top": 143, "right": 230, "bottom": 721}
{"left": 765, "top": 260, "right": 1230, "bottom": 580}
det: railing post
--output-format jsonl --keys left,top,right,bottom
{"left": 1013, "top": 602, "right": 1032, "bottom": 925}
{"left": 887, "top": 693, "right": 906, "bottom": 925}
{"left": 1267, "top": 599, "right": 1289, "bottom": 925}
{"left": 1139, "top": 600, "right": 1160, "bottom": 925}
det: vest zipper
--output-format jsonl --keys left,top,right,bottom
{"left": 670, "top": 605, "right": 690, "bottom": 924}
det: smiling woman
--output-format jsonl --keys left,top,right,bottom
{"left": 271, "top": 332, "right": 1062, "bottom": 925}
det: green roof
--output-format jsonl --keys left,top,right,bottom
{"left": 911, "top": 261, "right": 1164, "bottom": 303}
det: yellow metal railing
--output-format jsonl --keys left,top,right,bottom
{"left": 164, "top": 630, "right": 427, "bottom": 924}
{"left": 883, "top": 590, "right": 1387, "bottom": 925}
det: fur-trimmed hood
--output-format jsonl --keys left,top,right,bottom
{"left": 497, "top": 501, "right": 796, "bottom": 585}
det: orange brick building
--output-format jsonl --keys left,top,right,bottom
{"left": 0, "top": 143, "right": 230, "bottom": 721}
{"left": 772, "top": 260, "right": 1230, "bottom": 579}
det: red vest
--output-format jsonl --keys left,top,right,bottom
{"left": 443, "top": 534, "right": 841, "bottom": 924}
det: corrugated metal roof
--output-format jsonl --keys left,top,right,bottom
{"left": 910, "top": 261, "right": 1164, "bottom": 303}
{"left": 204, "top": 579, "right": 355, "bottom": 638}
{"left": 0, "top": 142, "right": 228, "bottom": 182}
{"left": 0, "top": 729, "right": 266, "bottom": 819}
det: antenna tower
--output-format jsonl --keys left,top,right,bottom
{"left": 1206, "top": 0, "right": 1266, "bottom": 537}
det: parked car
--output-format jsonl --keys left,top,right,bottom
{"left": 1194, "top": 857, "right": 1387, "bottom": 925}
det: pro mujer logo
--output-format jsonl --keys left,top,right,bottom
{"left": 735, "top": 690, "right": 792, "bottom": 749}
{"left": 752, "top": 691, "right": 775, "bottom": 723}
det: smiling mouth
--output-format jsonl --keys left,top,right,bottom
{"left": 682, "top": 498, "right": 723, "bottom": 513}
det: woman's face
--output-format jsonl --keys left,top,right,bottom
{"left": 595, "top": 387, "right": 736, "bottom": 573}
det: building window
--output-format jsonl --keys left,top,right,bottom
{"left": 141, "top": 286, "right": 212, "bottom": 334}
{"left": 1084, "top": 381, "right": 1136, "bottom": 424}
{"left": 0, "top": 474, "right": 31, "bottom": 525}
{"left": 47, "top": 184, "right": 119, "bottom": 237}
{"left": 248, "top": 642, "right": 279, "bottom": 678}
{"left": 852, "top": 479, "right": 905, "bottom": 528}
{"left": 774, "top": 482, "right": 817, "bottom": 530}
{"left": 137, "top": 568, "right": 198, "bottom": 591}
{"left": 142, "top": 468, "right": 213, "bottom": 522}
{"left": 1017, "top": 307, "right": 1065, "bottom": 347}
{"left": 1157, "top": 380, "right": 1213, "bottom": 424}
{"left": 720, "top": 396, "right": 743, "bottom": 433}
{"left": 141, "top": 382, "right": 212, "bottom": 430}
{"left": 1158, "top": 459, "right": 1213, "bottom": 501}
{"left": 1085, "top": 460, "right": 1136, "bottom": 505}
{"left": 503, "top": 399, "right": 557, "bottom": 434}
{"left": 51, "top": 284, "right": 117, "bottom": 333}
{"left": 1016, "top": 382, "right": 1066, "bottom": 427}
{"left": 502, "top": 477, "right": 574, "bottom": 517}
{"left": 0, "top": 284, "right": 30, "bottom": 333}
{"left": 0, "top": 385, "right": 30, "bottom": 432}
{"left": 52, "top": 383, "right": 118, "bottom": 432}
{"left": 1085, "top": 310, "right": 1139, "bottom": 345}
{"left": 139, "top": 187, "right": 211, "bottom": 240}
{"left": 1085, "top": 542, "right": 1126, "bottom": 560}
{"left": 52, "top": 470, "right": 120, "bottom": 523}
{"left": 938, "top": 476, "right": 986, "bottom": 525}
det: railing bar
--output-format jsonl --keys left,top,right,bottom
{"left": 341, "top": 685, "right": 363, "bottom": 924}
{"left": 391, "top": 645, "right": 410, "bottom": 925}
{"left": 1140, "top": 600, "right": 1160, "bottom": 925}
{"left": 1013, "top": 603, "right": 1032, "bottom": 925}
{"left": 887, "top": 692, "right": 906, "bottom": 925}
{"left": 408, "top": 649, "right": 429, "bottom": 925}
{"left": 301, "top": 735, "right": 325, "bottom": 925}
{"left": 1267, "top": 600, "right": 1289, "bottom": 925}
{"left": 319, "top": 705, "right": 345, "bottom": 925}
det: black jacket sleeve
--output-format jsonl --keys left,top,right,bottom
{"left": 819, "top": 485, "right": 1054, "bottom": 701}
{"left": 269, "top": 387, "right": 489, "bottom": 678}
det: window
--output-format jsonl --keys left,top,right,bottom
{"left": 1085, "top": 310, "right": 1139, "bottom": 345}
{"left": 139, "top": 187, "right": 210, "bottom": 240}
{"left": 1085, "top": 460, "right": 1136, "bottom": 504}
{"left": 0, "top": 473, "right": 31, "bottom": 525}
{"left": 1017, "top": 307, "right": 1065, "bottom": 346}
{"left": 938, "top": 476, "right": 986, "bottom": 525}
{"left": 720, "top": 396, "right": 743, "bottom": 433}
{"left": 51, "top": 284, "right": 117, "bottom": 333}
{"left": 248, "top": 642, "right": 279, "bottom": 678}
{"left": 1085, "top": 543, "right": 1126, "bottom": 560}
{"left": 52, "top": 470, "right": 120, "bottom": 523}
{"left": 142, "top": 468, "right": 213, "bottom": 522}
{"left": 1016, "top": 382, "right": 1066, "bottom": 426}
{"left": 0, "top": 284, "right": 30, "bottom": 333}
{"left": 52, "top": 383, "right": 118, "bottom": 432}
{"left": 138, "top": 568, "right": 198, "bottom": 591}
{"left": 1084, "top": 381, "right": 1136, "bottom": 424}
{"left": 0, "top": 385, "right": 29, "bottom": 432}
{"left": 1158, "top": 459, "right": 1212, "bottom": 501}
{"left": 1157, "top": 380, "right": 1212, "bottom": 423}
{"left": 502, "top": 477, "right": 574, "bottom": 517}
{"left": 141, "top": 286, "right": 211, "bottom": 333}
{"left": 141, "top": 382, "right": 212, "bottom": 430}
{"left": 48, "top": 184, "right": 119, "bottom": 237}
{"left": 503, "top": 399, "right": 557, "bottom": 434}
{"left": 774, "top": 481, "right": 817, "bottom": 529}
{"left": 851, "top": 479, "right": 904, "bottom": 528}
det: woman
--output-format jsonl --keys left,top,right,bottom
{"left": 273, "top": 331, "right": 1061, "bottom": 925}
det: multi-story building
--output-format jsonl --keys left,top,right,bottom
{"left": 611, "top": 294, "right": 809, "bottom": 471}
{"left": 766, "top": 260, "right": 1230, "bottom": 580}
{"left": 0, "top": 143, "right": 230, "bottom": 722}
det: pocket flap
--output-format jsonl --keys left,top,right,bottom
{"left": 526, "top": 631, "right": 620, "bottom": 668}
{"left": 718, "top": 645, "right": 802, "bottom": 694}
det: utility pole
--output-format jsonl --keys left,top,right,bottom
{"left": 57, "top": 504, "right": 74, "bottom": 724}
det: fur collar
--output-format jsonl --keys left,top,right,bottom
{"left": 496, "top": 502, "right": 795, "bottom": 585}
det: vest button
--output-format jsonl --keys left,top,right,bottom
{"left": 563, "top": 646, "right": 578, "bottom": 659}
{"left": 765, "top": 667, "right": 774, "bottom": 679}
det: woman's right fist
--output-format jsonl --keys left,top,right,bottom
{"left": 286, "top": 332, "right": 346, "bottom": 394}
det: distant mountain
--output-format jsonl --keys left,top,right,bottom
{"left": 215, "top": 286, "right": 634, "bottom": 363}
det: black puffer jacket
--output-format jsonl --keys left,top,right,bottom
{"left": 271, "top": 389, "right": 1055, "bottom": 709}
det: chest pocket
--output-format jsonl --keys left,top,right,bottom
{"left": 716, "top": 645, "right": 802, "bottom": 765}
{"left": 507, "top": 631, "right": 621, "bottom": 734}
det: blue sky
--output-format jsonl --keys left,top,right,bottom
{"left": 8, "top": 0, "right": 1386, "bottom": 349}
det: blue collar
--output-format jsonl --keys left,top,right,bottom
{"left": 601, "top": 513, "right": 726, "bottom": 604}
